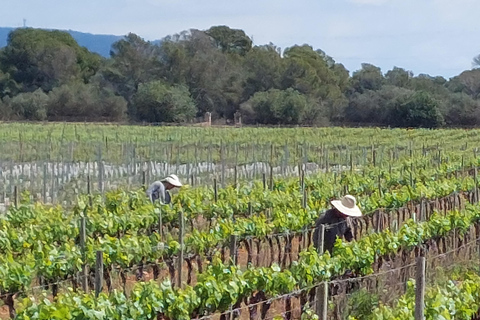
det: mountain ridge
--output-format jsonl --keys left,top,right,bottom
{"left": 0, "top": 27, "right": 162, "bottom": 57}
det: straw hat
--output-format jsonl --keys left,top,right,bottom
{"left": 161, "top": 174, "right": 183, "bottom": 187}
{"left": 331, "top": 195, "right": 362, "bottom": 217}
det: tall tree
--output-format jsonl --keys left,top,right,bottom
{"left": 0, "top": 28, "right": 101, "bottom": 92}
{"left": 101, "top": 33, "right": 163, "bottom": 117}
{"left": 205, "top": 25, "right": 253, "bottom": 56}
{"left": 385, "top": 67, "right": 413, "bottom": 88}
{"left": 348, "top": 63, "right": 384, "bottom": 94}
{"left": 447, "top": 69, "right": 480, "bottom": 99}
{"left": 242, "top": 44, "right": 284, "bottom": 100}
{"left": 161, "top": 29, "right": 246, "bottom": 119}
{"left": 281, "top": 45, "right": 348, "bottom": 121}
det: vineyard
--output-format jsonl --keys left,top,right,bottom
{"left": 1, "top": 123, "right": 480, "bottom": 319}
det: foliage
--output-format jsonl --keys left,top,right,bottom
{"left": 241, "top": 88, "right": 311, "bottom": 124}
{"left": 133, "top": 80, "right": 196, "bottom": 123}
{"left": 2, "top": 89, "right": 49, "bottom": 120}
{"left": 205, "top": 25, "right": 253, "bottom": 55}
{"left": 47, "top": 82, "right": 127, "bottom": 121}
{"left": 0, "top": 26, "right": 480, "bottom": 125}
{"left": 389, "top": 91, "right": 444, "bottom": 128}
{"left": 0, "top": 28, "right": 101, "bottom": 92}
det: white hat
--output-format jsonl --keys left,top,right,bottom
{"left": 161, "top": 174, "right": 183, "bottom": 187}
{"left": 331, "top": 195, "right": 362, "bottom": 217}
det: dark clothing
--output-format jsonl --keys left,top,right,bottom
{"left": 313, "top": 208, "right": 353, "bottom": 254}
{"left": 146, "top": 181, "right": 171, "bottom": 205}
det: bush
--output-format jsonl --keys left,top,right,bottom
{"left": 240, "top": 88, "right": 311, "bottom": 125}
{"left": 47, "top": 82, "right": 127, "bottom": 121}
{"left": 133, "top": 80, "right": 196, "bottom": 123}
{"left": 3, "top": 89, "right": 48, "bottom": 120}
{"left": 389, "top": 91, "right": 444, "bottom": 128}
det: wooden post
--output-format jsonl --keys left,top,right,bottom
{"left": 300, "top": 166, "right": 305, "bottom": 204}
{"left": 475, "top": 167, "right": 478, "bottom": 203}
{"left": 43, "top": 162, "right": 47, "bottom": 203}
{"left": 234, "top": 166, "right": 238, "bottom": 189}
{"left": 269, "top": 165, "right": 274, "bottom": 191}
{"left": 214, "top": 178, "right": 218, "bottom": 202}
{"left": 315, "top": 224, "right": 327, "bottom": 319}
{"left": 95, "top": 250, "right": 103, "bottom": 298}
{"left": 221, "top": 143, "right": 226, "bottom": 188}
{"left": 420, "top": 198, "right": 425, "bottom": 221}
{"left": 248, "top": 202, "right": 253, "bottom": 216}
{"left": 316, "top": 282, "right": 328, "bottom": 320}
{"left": 87, "top": 175, "right": 93, "bottom": 208}
{"left": 350, "top": 152, "right": 354, "bottom": 173}
{"left": 178, "top": 209, "right": 185, "bottom": 288}
{"left": 230, "top": 235, "right": 238, "bottom": 264}
{"left": 316, "top": 224, "right": 325, "bottom": 255}
{"left": 302, "top": 188, "right": 307, "bottom": 209}
{"left": 142, "top": 171, "right": 146, "bottom": 190}
{"left": 378, "top": 175, "right": 382, "bottom": 196}
{"left": 13, "top": 186, "right": 18, "bottom": 208}
{"left": 80, "top": 216, "right": 88, "bottom": 292}
{"left": 410, "top": 162, "right": 414, "bottom": 188}
{"left": 415, "top": 256, "right": 426, "bottom": 320}
{"left": 262, "top": 173, "right": 266, "bottom": 190}
{"left": 158, "top": 206, "right": 163, "bottom": 241}
{"left": 229, "top": 231, "right": 238, "bottom": 319}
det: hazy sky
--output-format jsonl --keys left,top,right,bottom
{"left": 2, "top": 0, "right": 480, "bottom": 79}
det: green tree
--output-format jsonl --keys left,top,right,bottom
{"left": 444, "top": 93, "right": 480, "bottom": 126}
{"left": 348, "top": 63, "right": 384, "bottom": 94}
{"left": 0, "top": 28, "right": 101, "bottom": 92}
{"left": 205, "top": 25, "right": 253, "bottom": 56}
{"left": 389, "top": 91, "right": 444, "bottom": 128}
{"left": 101, "top": 33, "right": 163, "bottom": 117}
{"left": 133, "top": 80, "right": 196, "bottom": 123}
{"left": 4, "top": 89, "right": 48, "bottom": 120}
{"left": 242, "top": 44, "right": 284, "bottom": 100}
{"left": 345, "top": 86, "right": 414, "bottom": 125}
{"left": 385, "top": 67, "right": 413, "bottom": 87}
{"left": 47, "top": 82, "right": 127, "bottom": 121}
{"left": 281, "top": 45, "right": 348, "bottom": 121}
{"left": 0, "top": 69, "right": 21, "bottom": 98}
{"left": 240, "top": 88, "right": 311, "bottom": 125}
{"left": 162, "top": 29, "right": 246, "bottom": 119}
{"left": 408, "top": 74, "right": 449, "bottom": 96}
{"left": 447, "top": 69, "right": 480, "bottom": 99}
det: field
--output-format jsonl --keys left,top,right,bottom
{"left": 1, "top": 123, "right": 480, "bottom": 319}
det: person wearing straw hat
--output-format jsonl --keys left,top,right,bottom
{"left": 146, "top": 174, "right": 183, "bottom": 205}
{"left": 313, "top": 195, "right": 362, "bottom": 254}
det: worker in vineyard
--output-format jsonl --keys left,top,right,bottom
{"left": 313, "top": 195, "right": 362, "bottom": 254}
{"left": 146, "top": 174, "right": 183, "bottom": 205}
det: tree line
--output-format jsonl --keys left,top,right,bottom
{"left": 0, "top": 26, "right": 479, "bottom": 128}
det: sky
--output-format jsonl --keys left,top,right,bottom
{"left": 2, "top": 0, "right": 480, "bottom": 79}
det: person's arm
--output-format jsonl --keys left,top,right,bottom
{"left": 146, "top": 184, "right": 155, "bottom": 203}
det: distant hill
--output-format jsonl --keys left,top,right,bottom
{"left": 0, "top": 27, "right": 162, "bottom": 58}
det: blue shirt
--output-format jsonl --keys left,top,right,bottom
{"left": 146, "top": 181, "right": 171, "bottom": 205}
